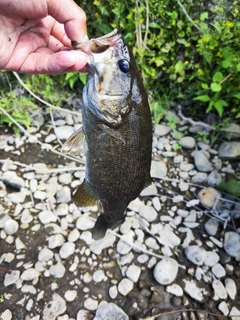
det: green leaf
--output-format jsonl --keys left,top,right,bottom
{"left": 222, "top": 56, "right": 233, "bottom": 68}
{"left": 218, "top": 179, "right": 240, "bottom": 197}
{"left": 214, "top": 99, "right": 228, "bottom": 117}
{"left": 149, "top": 22, "right": 161, "bottom": 29}
{"left": 236, "top": 63, "right": 240, "bottom": 71}
{"left": 236, "top": 112, "right": 240, "bottom": 118}
{"left": 194, "top": 95, "right": 210, "bottom": 102}
{"left": 212, "top": 72, "right": 223, "bottom": 82}
{"left": 233, "top": 93, "right": 240, "bottom": 99}
{"left": 200, "top": 12, "right": 208, "bottom": 21}
{"left": 211, "top": 83, "right": 222, "bottom": 92}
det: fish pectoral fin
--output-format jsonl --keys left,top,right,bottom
{"left": 73, "top": 180, "right": 99, "bottom": 207}
{"left": 97, "top": 124, "right": 125, "bottom": 144}
{"left": 61, "top": 127, "right": 86, "bottom": 155}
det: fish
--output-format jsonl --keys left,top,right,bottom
{"left": 62, "top": 29, "right": 152, "bottom": 240}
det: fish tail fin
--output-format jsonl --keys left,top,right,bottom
{"left": 92, "top": 214, "right": 112, "bottom": 240}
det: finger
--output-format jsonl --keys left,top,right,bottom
{"left": 17, "top": 50, "right": 88, "bottom": 74}
{"left": 47, "top": 0, "right": 88, "bottom": 44}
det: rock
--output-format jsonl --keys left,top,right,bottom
{"left": 4, "top": 219, "right": 19, "bottom": 235}
{"left": 56, "top": 186, "right": 71, "bottom": 203}
{"left": 212, "top": 263, "right": 226, "bottom": 278}
{"left": 225, "top": 278, "right": 237, "bottom": 300}
{"left": 59, "top": 242, "right": 75, "bottom": 259}
{"left": 56, "top": 203, "right": 68, "bottom": 216}
{"left": 153, "top": 257, "right": 178, "bottom": 285}
{"left": 154, "top": 124, "right": 172, "bottom": 136}
{"left": 93, "top": 270, "right": 105, "bottom": 283}
{"left": 157, "top": 228, "right": 181, "bottom": 248}
{"left": 94, "top": 301, "right": 129, "bottom": 320}
{"left": 212, "top": 279, "right": 227, "bottom": 299}
{"left": 204, "top": 251, "right": 220, "bottom": 267}
{"left": 118, "top": 278, "right": 134, "bottom": 296}
{"left": 76, "top": 310, "right": 91, "bottom": 320}
{"left": 38, "top": 210, "right": 57, "bottom": 224}
{"left": 109, "top": 285, "right": 118, "bottom": 299}
{"left": 21, "top": 268, "right": 39, "bottom": 281}
{"left": 218, "top": 301, "right": 229, "bottom": 316}
{"left": 207, "top": 171, "right": 222, "bottom": 187}
{"left": 59, "top": 173, "right": 72, "bottom": 185}
{"left": 166, "top": 283, "right": 183, "bottom": 297}
{"left": 230, "top": 307, "right": 240, "bottom": 320}
{"left": 179, "top": 136, "right": 195, "bottom": 149}
{"left": 45, "top": 133, "right": 56, "bottom": 143}
{"left": 42, "top": 293, "right": 66, "bottom": 320}
{"left": 84, "top": 297, "right": 98, "bottom": 311}
{"left": 49, "top": 262, "right": 66, "bottom": 278}
{"left": 223, "top": 232, "right": 240, "bottom": 258}
{"left": 165, "top": 110, "right": 180, "bottom": 123}
{"left": 55, "top": 126, "right": 74, "bottom": 140}
{"left": 184, "top": 246, "right": 206, "bottom": 266}
{"left": 0, "top": 214, "right": 12, "bottom": 228}
{"left": 90, "top": 234, "right": 116, "bottom": 255}
{"left": 204, "top": 218, "right": 219, "bottom": 236}
{"left": 179, "top": 161, "right": 194, "bottom": 172}
{"left": 192, "top": 172, "right": 208, "bottom": 184}
{"left": 140, "top": 183, "right": 158, "bottom": 196}
{"left": 126, "top": 265, "right": 141, "bottom": 283}
{"left": 139, "top": 205, "right": 158, "bottom": 222}
{"left": 1, "top": 309, "right": 12, "bottom": 320}
{"left": 21, "top": 209, "right": 33, "bottom": 224}
{"left": 68, "top": 229, "right": 80, "bottom": 242}
{"left": 198, "top": 187, "right": 219, "bottom": 208}
{"left": 150, "top": 160, "right": 167, "bottom": 179}
{"left": 76, "top": 216, "right": 95, "bottom": 231}
{"left": 218, "top": 141, "right": 240, "bottom": 160}
{"left": 1, "top": 171, "right": 24, "bottom": 189}
{"left": 38, "top": 248, "right": 53, "bottom": 262}
{"left": 4, "top": 270, "right": 20, "bottom": 287}
{"left": 48, "top": 234, "right": 65, "bottom": 249}
{"left": 64, "top": 290, "right": 77, "bottom": 302}
{"left": 183, "top": 279, "right": 206, "bottom": 302}
{"left": 194, "top": 151, "right": 213, "bottom": 172}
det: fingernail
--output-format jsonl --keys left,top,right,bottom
{"left": 72, "top": 34, "right": 91, "bottom": 53}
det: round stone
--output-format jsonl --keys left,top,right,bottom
{"left": 198, "top": 187, "right": 219, "bottom": 209}
{"left": 204, "top": 218, "right": 219, "bottom": 236}
{"left": 225, "top": 278, "right": 237, "bottom": 300}
{"left": 21, "top": 268, "right": 39, "bottom": 281}
{"left": 84, "top": 297, "right": 98, "bottom": 311}
{"left": 153, "top": 258, "right": 178, "bottom": 285}
{"left": 109, "top": 285, "right": 118, "bottom": 299}
{"left": 118, "top": 278, "right": 134, "bottom": 296}
{"left": 38, "top": 248, "right": 53, "bottom": 262}
{"left": 212, "top": 263, "right": 226, "bottom": 278}
{"left": 4, "top": 270, "right": 20, "bottom": 287}
{"left": 184, "top": 246, "right": 206, "bottom": 266}
{"left": 59, "top": 242, "right": 75, "bottom": 259}
{"left": 179, "top": 136, "right": 195, "bottom": 149}
{"left": 38, "top": 210, "right": 57, "bottom": 224}
{"left": 166, "top": 283, "right": 183, "bottom": 297}
{"left": 93, "top": 270, "right": 105, "bottom": 283}
{"left": 223, "top": 232, "right": 240, "bottom": 258}
{"left": 4, "top": 219, "right": 19, "bottom": 235}
{"left": 64, "top": 290, "right": 77, "bottom": 302}
{"left": 138, "top": 205, "right": 158, "bottom": 222}
{"left": 126, "top": 265, "right": 141, "bottom": 283}
{"left": 76, "top": 216, "right": 95, "bottom": 230}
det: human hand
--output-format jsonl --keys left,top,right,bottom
{"left": 0, "top": 0, "right": 89, "bottom": 74}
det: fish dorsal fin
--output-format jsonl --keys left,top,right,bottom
{"left": 97, "top": 124, "right": 125, "bottom": 144}
{"left": 61, "top": 127, "right": 86, "bottom": 155}
{"left": 73, "top": 180, "right": 99, "bottom": 207}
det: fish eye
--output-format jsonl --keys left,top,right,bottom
{"left": 118, "top": 59, "right": 130, "bottom": 73}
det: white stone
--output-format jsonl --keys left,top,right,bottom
{"left": 126, "top": 265, "right": 141, "bottom": 283}
{"left": 184, "top": 246, "right": 206, "bottom": 265}
{"left": 223, "top": 232, "right": 240, "bottom": 258}
{"left": 68, "top": 229, "right": 80, "bottom": 242}
{"left": 84, "top": 297, "right": 98, "bottom": 311}
{"left": 153, "top": 258, "right": 178, "bottom": 285}
{"left": 183, "top": 279, "right": 205, "bottom": 302}
{"left": 204, "top": 251, "right": 219, "bottom": 267}
{"left": 166, "top": 283, "right": 183, "bottom": 297}
{"left": 218, "top": 301, "right": 229, "bottom": 316}
{"left": 157, "top": 228, "right": 181, "bottom": 248}
{"left": 49, "top": 262, "right": 66, "bottom": 278}
{"left": 225, "top": 278, "right": 237, "bottom": 300}
{"left": 42, "top": 293, "right": 66, "bottom": 320}
{"left": 230, "top": 307, "right": 240, "bottom": 320}
{"left": 4, "top": 270, "right": 20, "bottom": 287}
{"left": 1, "top": 309, "right": 12, "bottom": 320}
{"left": 21, "top": 268, "right": 39, "bottom": 281}
{"left": 59, "top": 242, "right": 75, "bottom": 259}
{"left": 59, "top": 173, "right": 72, "bottom": 185}
{"left": 198, "top": 187, "right": 219, "bottom": 208}
{"left": 56, "top": 203, "right": 69, "bottom": 216}
{"left": 154, "top": 124, "right": 171, "bottom": 136}
{"left": 118, "top": 278, "right": 134, "bottom": 296}
{"left": 38, "top": 248, "right": 53, "bottom": 262}
{"left": 76, "top": 216, "right": 95, "bottom": 230}
{"left": 212, "top": 263, "right": 226, "bottom": 278}
{"left": 94, "top": 301, "right": 128, "bottom": 320}
{"left": 152, "top": 197, "right": 161, "bottom": 211}
{"left": 140, "top": 183, "right": 158, "bottom": 196}
{"left": 212, "top": 279, "right": 227, "bottom": 299}
{"left": 109, "top": 285, "right": 118, "bottom": 299}
{"left": 179, "top": 136, "right": 195, "bottom": 149}
{"left": 194, "top": 150, "right": 213, "bottom": 172}
{"left": 90, "top": 234, "right": 116, "bottom": 255}
{"left": 204, "top": 218, "right": 219, "bottom": 236}
{"left": 64, "top": 290, "right": 77, "bottom": 302}
{"left": 4, "top": 219, "right": 19, "bottom": 235}
{"left": 150, "top": 160, "right": 167, "bottom": 179}
{"left": 55, "top": 126, "right": 74, "bottom": 140}
{"left": 48, "top": 234, "right": 65, "bottom": 249}
{"left": 38, "top": 210, "right": 57, "bottom": 224}
{"left": 93, "top": 270, "right": 105, "bottom": 283}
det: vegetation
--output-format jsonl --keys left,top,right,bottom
{"left": 0, "top": 0, "right": 240, "bottom": 130}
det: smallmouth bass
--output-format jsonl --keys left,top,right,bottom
{"left": 62, "top": 29, "right": 152, "bottom": 240}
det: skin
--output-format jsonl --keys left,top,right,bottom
{"left": 0, "top": 0, "right": 89, "bottom": 74}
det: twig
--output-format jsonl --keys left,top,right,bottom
{"left": 219, "top": 72, "right": 232, "bottom": 85}
{"left": 50, "top": 108, "right": 63, "bottom": 147}
{"left": 12, "top": 72, "right": 81, "bottom": 116}
{"left": 176, "top": 0, "right": 203, "bottom": 33}
{"left": 177, "top": 105, "right": 240, "bottom": 134}
{"left": 0, "top": 106, "right": 85, "bottom": 164}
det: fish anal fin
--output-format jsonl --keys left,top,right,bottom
{"left": 61, "top": 127, "right": 86, "bottom": 155}
{"left": 73, "top": 180, "right": 99, "bottom": 207}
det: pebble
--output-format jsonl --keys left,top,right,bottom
{"left": 42, "top": 293, "right": 66, "bottom": 320}
{"left": 212, "top": 279, "right": 227, "bottom": 299}
{"left": 179, "top": 136, "right": 195, "bottom": 149}
{"left": 59, "top": 242, "right": 75, "bottom": 259}
{"left": 183, "top": 279, "right": 206, "bottom": 302}
{"left": 0, "top": 214, "right": 11, "bottom": 228}
{"left": 55, "top": 126, "right": 74, "bottom": 140}
{"left": 21, "top": 268, "right": 39, "bottom": 281}
{"left": 90, "top": 234, "right": 116, "bottom": 255}
{"left": 38, "top": 248, "right": 53, "bottom": 262}
{"left": 194, "top": 150, "right": 213, "bottom": 172}
{"left": 49, "top": 262, "right": 66, "bottom": 278}
{"left": 48, "top": 234, "right": 65, "bottom": 249}
{"left": 59, "top": 173, "right": 72, "bottom": 185}
{"left": 68, "top": 229, "right": 80, "bottom": 242}
{"left": 218, "top": 301, "right": 229, "bottom": 316}
{"left": 38, "top": 210, "right": 57, "bottom": 224}
{"left": 223, "top": 231, "right": 240, "bottom": 258}
{"left": 150, "top": 160, "right": 167, "bottom": 179}
{"left": 64, "top": 290, "right": 77, "bottom": 302}
{"left": 84, "top": 297, "right": 98, "bottom": 311}
{"left": 126, "top": 265, "right": 141, "bottom": 283}
{"left": 179, "top": 161, "right": 194, "bottom": 172}
{"left": 56, "top": 203, "right": 69, "bottom": 216}
{"left": 153, "top": 258, "right": 178, "bottom": 285}
{"left": 192, "top": 172, "right": 208, "bottom": 184}
{"left": 94, "top": 301, "right": 129, "bottom": 320}
{"left": 230, "top": 307, "right": 240, "bottom": 320}
{"left": 56, "top": 186, "right": 71, "bottom": 203}
{"left": 166, "top": 283, "right": 183, "bottom": 297}
{"left": 76, "top": 216, "right": 95, "bottom": 230}
{"left": 212, "top": 263, "right": 226, "bottom": 278}
{"left": 1, "top": 309, "right": 12, "bottom": 320}
{"left": 218, "top": 141, "right": 240, "bottom": 160}
{"left": 139, "top": 205, "right": 158, "bottom": 222}
{"left": 118, "top": 278, "right": 134, "bottom": 296}
{"left": 157, "top": 228, "right": 181, "bottom": 248}
{"left": 4, "top": 270, "right": 20, "bottom": 287}
{"left": 45, "top": 133, "right": 56, "bottom": 143}
{"left": 184, "top": 246, "right": 206, "bottom": 265}
{"left": 21, "top": 209, "right": 33, "bottom": 224}
{"left": 207, "top": 171, "right": 222, "bottom": 187}
{"left": 93, "top": 270, "right": 105, "bottom": 283}
{"left": 109, "top": 285, "right": 118, "bottom": 299}
{"left": 198, "top": 187, "right": 219, "bottom": 208}
{"left": 225, "top": 278, "right": 237, "bottom": 300}
{"left": 204, "top": 251, "right": 220, "bottom": 267}
{"left": 4, "top": 219, "right": 19, "bottom": 235}
{"left": 204, "top": 218, "right": 219, "bottom": 236}
{"left": 1, "top": 171, "right": 25, "bottom": 189}
{"left": 154, "top": 124, "right": 171, "bottom": 136}
{"left": 140, "top": 183, "right": 158, "bottom": 196}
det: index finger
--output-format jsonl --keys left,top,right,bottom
{"left": 47, "top": 0, "right": 87, "bottom": 44}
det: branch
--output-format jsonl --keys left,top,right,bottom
{"left": 176, "top": 0, "right": 203, "bottom": 34}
